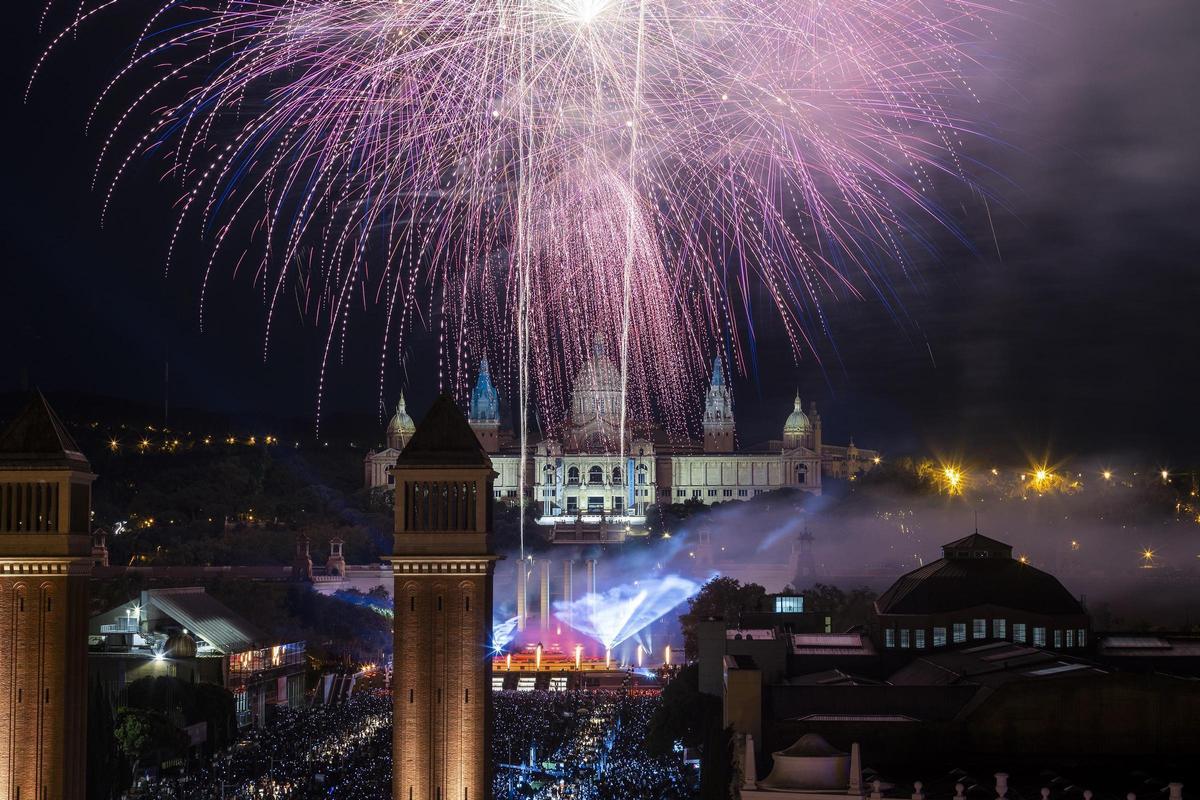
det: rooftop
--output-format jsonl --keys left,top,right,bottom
{"left": 396, "top": 394, "right": 493, "bottom": 468}
{"left": 876, "top": 533, "right": 1083, "bottom": 616}
{"left": 0, "top": 390, "right": 90, "bottom": 470}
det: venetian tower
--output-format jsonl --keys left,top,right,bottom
{"left": 0, "top": 392, "right": 93, "bottom": 800}
{"left": 702, "top": 355, "right": 735, "bottom": 453}
{"left": 390, "top": 395, "right": 499, "bottom": 800}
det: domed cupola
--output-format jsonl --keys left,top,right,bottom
{"left": 387, "top": 393, "right": 417, "bottom": 450}
{"left": 782, "top": 391, "right": 812, "bottom": 447}
{"left": 569, "top": 332, "right": 624, "bottom": 434}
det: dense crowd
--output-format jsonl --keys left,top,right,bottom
{"left": 493, "top": 690, "right": 696, "bottom": 800}
{"left": 136, "top": 688, "right": 695, "bottom": 800}
{"left": 134, "top": 693, "right": 393, "bottom": 799}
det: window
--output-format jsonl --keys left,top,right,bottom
{"left": 707, "top": 489, "right": 717, "bottom": 497}
{"left": 506, "top": 490, "right": 517, "bottom": 498}
{"left": 723, "top": 489, "right": 733, "bottom": 497}
{"left": 676, "top": 489, "right": 686, "bottom": 498}
{"left": 1033, "top": 627, "right": 1046, "bottom": 647}
{"left": 993, "top": 618, "right": 1007, "bottom": 639}
{"left": 612, "top": 467, "right": 622, "bottom": 484}
{"left": 437, "top": 596, "right": 443, "bottom": 612}
{"left": 566, "top": 497, "right": 578, "bottom": 513}
{"left": 567, "top": 467, "right": 579, "bottom": 485}
{"left": 899, "top": 629, "right": 910, "bottom": 648}
{"left": 1013, "top": 623, "right": 1026, "bottom": 643}
{"left": 1054, "top": 629, "right": 1063, "bottom": 648}
{"left": 973, "top": 619, "right": 986, "bottom": 639}
{"left": 388, "top": 473, "right": 396, "bottom": 486}
{"left": 588, "top": 466, "right": 604, "bottom": 485}
{"left": 637, "top": 465, "right": 648, "bottom": 485}
{"left": 933, "top": 627, "right": 947, "bottom": 647}
{"left": 45, "top": 597, "right": 52, "bottom": 613}
{"left": 464, "top": 595, "right": 470, "bottom": 612}
{"left": 952, "top": 623, "right": 966, "bottom": 643}
{"left": 465, "top": 689, "right": 470, "bottom": 703}
{"left": 774, "top": 596, "right": 804, "bottom": 613}
{"left": 738, "top": 489, "right": 748, "bottom": 497}
{"left": 1078, "top": 628, "right": 1087, "bottom": 647}
{"left": 915, "top": 629, "right": 926, "bottom": 649}
{"left": 613, "top": 497, "right": 624, "bottom": 513}
{"left": 796, "top": 464, "right": 807, "bottom": 485}
{"left": 692, "top": 490, "right": 701, "bottom": 498}
{"left": 884, "top": 629, "right": 895, "bottom": 648}
{"left": 1066, "top": 629, "right": 1075, "bottom": 648}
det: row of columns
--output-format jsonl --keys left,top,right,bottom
{"left": 515, "top": 558, "right": 597, "bottom": 632}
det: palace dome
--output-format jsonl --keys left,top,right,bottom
{"left": 783, "top": 393, "right": 811, "bottom": 434}
{"left": 574, "top": 333, "right": 622, "bottom": 395}
{"left": 387, "top": 394, "right": 416, "bottom": 440}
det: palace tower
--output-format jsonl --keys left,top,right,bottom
{"left": 391, "top": 395, "right": 499, "bottom": 800}
{"left": 0, "top": 392, "right": 92, "bottom": 800}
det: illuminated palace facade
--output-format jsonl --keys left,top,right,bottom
{"left": 366, "top": 336, "right": 880, "bottom": 525}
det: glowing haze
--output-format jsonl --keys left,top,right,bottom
{"left": 555, "top": 574, "right": 704, "bottom": 649}
{"left": 34, "top": 0, "right": 1006, "bottom": 427}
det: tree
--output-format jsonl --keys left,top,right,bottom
{"left": 114, "top": 708, "right": 189, "bottom": 787}
{"left": 679, "top": 577, "right": 767, "bottom": 659}
{"left": 646, "top": 665, "right": 733, "bottom": 800}
{"left": 804, "top": 583, "right": 878, "bottom": 630}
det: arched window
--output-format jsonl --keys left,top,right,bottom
{"left": 637, "top": 464, "right": 649, "bottom": 485}
{"left": 567, "top": 466, "right": 579, "bottom": 485}
{"left": 796, "top": 464, "right": 808, "bottom": 485}
{"left": 588, "top": 465, "right": 604, "bottom": 485}
{"left": 611, "top": 466, "right": 622, "bottom": 485}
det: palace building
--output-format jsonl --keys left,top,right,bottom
{"left": 365, "top": 335, "right": 879, "bottom": 527}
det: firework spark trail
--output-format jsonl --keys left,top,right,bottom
{"left": 35, "top": 0, "right": 1006, "bottom": 433}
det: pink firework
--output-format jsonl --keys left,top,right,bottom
{"left": 33, "top": 0, "right": 1007, "bottom": 431}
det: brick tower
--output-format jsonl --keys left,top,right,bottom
{"left": 0, "top": 392, "right": 93, "bottom": 800}
{"left": 390, "top": 395, "right": 499, "bottom": 800}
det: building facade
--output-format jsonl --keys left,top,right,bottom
{"left": 89, "top": 587, "right": 307, "bottom": 729}
{"left": 365, "top": 337, "right": 880, "bottom": 526}
{"left": 389, "top": 395, "right": 498, "bottom": 800}
{"left": 0, "top": 393, "right": 93, "bottom": 800}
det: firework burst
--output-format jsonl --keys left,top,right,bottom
{"left": 33, "top": 0, "right": 1006, "bottom": 431}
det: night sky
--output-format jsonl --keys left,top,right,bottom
{"left": 2, "top": 1, "right": 1197, "bottom": 463}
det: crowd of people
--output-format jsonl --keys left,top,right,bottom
{"left": 136, "top": 687, "right": 695, "bottom": 799}
{"left": 493, "top": 690, "right": 696, "bottom": 800}
{"left": 134, "top": 693, "right": 392, "bottom": 799}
